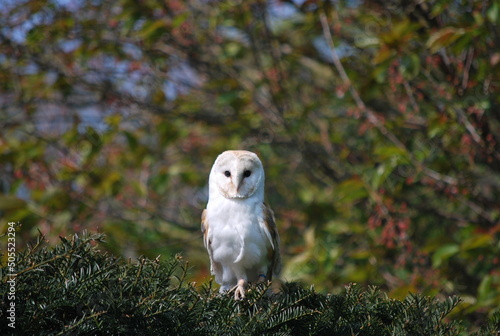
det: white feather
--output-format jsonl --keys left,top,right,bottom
{"left": 202, "top": 150, "right": 281, "bottom": 298}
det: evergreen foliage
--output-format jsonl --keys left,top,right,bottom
{"left": 1, "top": 233, "right": 497, "bottom": 335}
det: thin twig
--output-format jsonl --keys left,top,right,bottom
{"left": 461, "top": 47, "right": 474, "bottom": 91}
{"left": 403, "top": 79, "right": 420, "bottom": 113}
{"left": 319, "top": 12, "right": 406, "bottom": 152}
{"left": 455, "top": 107, "right": 482, "bottom": 144}
{"left": 319, "top": 12, "right": 365, "bottom": 111}
{"left": 55, "top": 311, "right": 107, "bottom": 336}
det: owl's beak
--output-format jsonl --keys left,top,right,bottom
{"left": 235, "top": 175, "right": 244, "bottom": 191}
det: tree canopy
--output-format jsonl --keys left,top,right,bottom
{"left": 1, "top": 0, "right": 499, "bottom": 330}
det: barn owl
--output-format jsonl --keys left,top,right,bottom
{"left": 201, "top": 150, "right": 281, "bottom": 300}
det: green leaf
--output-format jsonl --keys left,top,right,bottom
{"left": 0, "top": 195, "right": 26, "bottom": 211}
{"left": 172, "top": 12, "right": 189, "bottom": 28}
{"left": 374, "top": 145, "right": 407, "bottom": 160}
{"left": 139, "top": 19, "right": 167, "bottom": 39}
{"left": 487, "top": 2, "right": 499, "bottom": 23}
{"left": 105, "top": 114, "right": 122, "bottom": 128}
{"left": 432, "top": 244, "right": 460, "bottom": 268}
{"left": 477, "top": 275, "right": 493, "bottom": 303}
{"left": 426, "top": 27, "right": 466, "bottom": 53}
{"left": 461, "top": 234, "right": 493, "bottom": 251}
{"left": 399, "top": 54, "right": 420, "bottom": 79}
{"left": 336, "top": 178, "right": 368, "bottom": 204}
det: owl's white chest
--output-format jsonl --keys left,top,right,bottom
{"left": 206, "top": 198, "right": 268, "bottom": 268}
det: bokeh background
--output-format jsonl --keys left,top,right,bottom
{"left": 1, "top": 0, "right": 499, "bottom": 330}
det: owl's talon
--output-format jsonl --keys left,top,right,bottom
{"left": 234, "top": 285, "right": 246, "bottom": 300}
{"left": 233, "top": 278, "right": 247, "bottom": 300}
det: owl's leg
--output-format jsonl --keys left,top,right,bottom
{"left": 233, "top": 278, "right": 247, "bottom": 300}
{"left": 229, "top": 266, "right": 247, "bottom": 300}
{"left": 219, "top": 266, "right": 235, "bottom": 293}
{"left": 258, "top": 265, "right": 269, "bottom": 282}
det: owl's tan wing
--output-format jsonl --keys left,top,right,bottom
{"left": 261, "top": 203, "right": 282, "bottom": 280}
{"left": 201, "top": 209, "right": 222, "bottom": 282}
{"left": 201, "top": 209, "right": 210, "bottom": 249}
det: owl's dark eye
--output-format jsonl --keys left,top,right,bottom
{"left": 224, "top": 171, "right": 231, "bottom": 177}
{"left": 243, "top": 170, "right": 251, "bottom": 178}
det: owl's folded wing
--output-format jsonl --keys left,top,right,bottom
{"left": 201, "top": 209, "right": 209, "bottom": 249}
{"left": 261, "top": 203, "right": 282, "bottom": 279}
{"left": 201, "top": 209, "right": 218, "bottom": 278}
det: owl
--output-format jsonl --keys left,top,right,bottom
{"left": 201, "top": 150, "right": 281, "bottom": 300}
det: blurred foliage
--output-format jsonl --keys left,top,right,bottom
{"left": 0, "top": 0, "right": 499, "bottom": 331}
{"left": 2, "top": 232, "right": 498, "bottom": 335}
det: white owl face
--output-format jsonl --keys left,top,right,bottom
{"left": 210, "top": 150, "right": 264, "bottom": 199}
